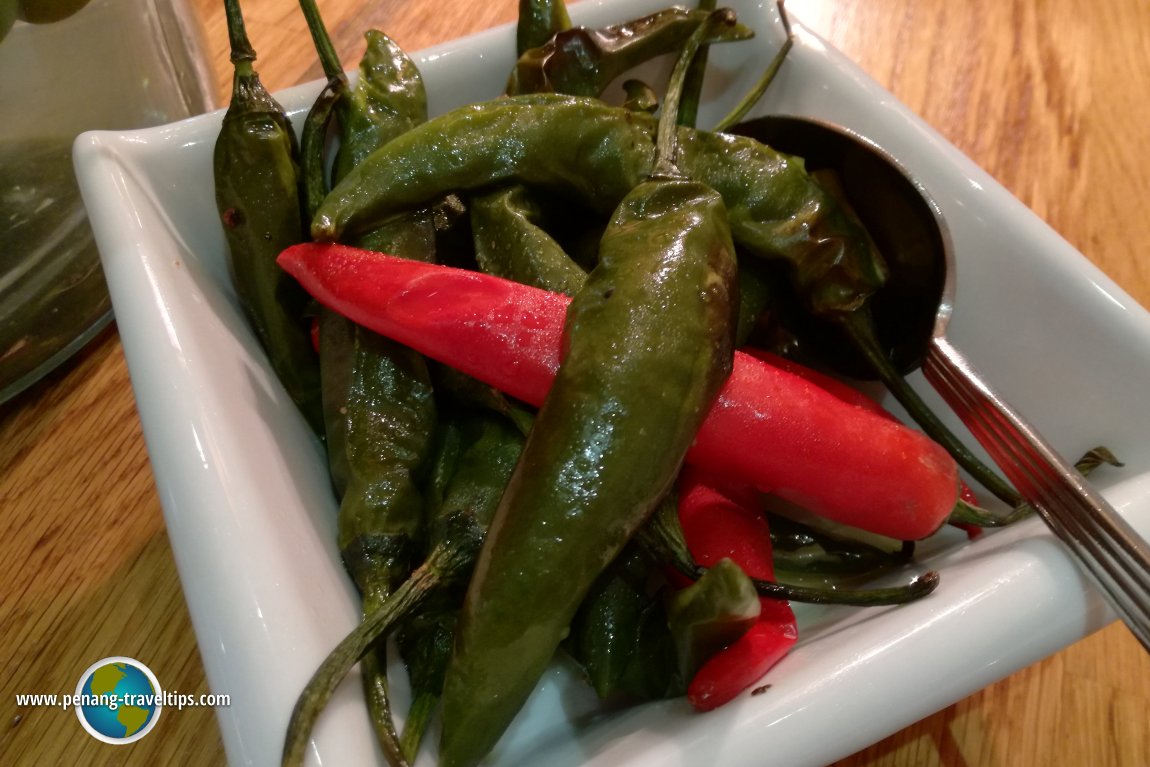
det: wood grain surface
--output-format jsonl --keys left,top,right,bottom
{"left": 2, "top": 0, "right": 1148, "bottom": 765}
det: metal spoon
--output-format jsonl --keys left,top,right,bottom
{"left": 733, "top": 114, "right": 1150, "bottom": 652}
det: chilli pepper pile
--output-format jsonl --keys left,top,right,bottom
{"left": 211, "top": 1, "right": 1122, "bottom": 766}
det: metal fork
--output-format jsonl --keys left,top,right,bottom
{"left": 924, "top": 336, "right": 1150, "bottom": 652}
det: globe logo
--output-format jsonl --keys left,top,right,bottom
{"left": 74, "top": 657, "right": 162, "bottom": 744}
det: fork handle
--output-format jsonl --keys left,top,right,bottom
{"left": 924, "top": 336, "right": 1150, "bottom": 652}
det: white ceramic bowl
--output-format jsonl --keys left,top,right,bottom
{"left": 73, "top": 1, "right": 1150, "bottom": 765}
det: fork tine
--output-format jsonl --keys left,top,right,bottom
{"left": 926, "top": 346, "right": 1150, "bottom": 643}
{"left": 972, "top": 408, "right": 1150, "bottom": 637}
{"left": 930, "top": 340, "right": 1150, "bottom": 572}
{"left": 925, "top": 337, "right": 1150, "bottom": 566}
{"left": 924, "top": 336, "right": 1150, "bottom": 651}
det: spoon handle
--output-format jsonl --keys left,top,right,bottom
{"left": 924, "top": 335, "right": 1150, "bottom": 652}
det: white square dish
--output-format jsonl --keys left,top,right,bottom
{"left": 73, "top": 1, "right": 1150, "bottom": 765}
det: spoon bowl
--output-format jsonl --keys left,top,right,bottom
{"left": 730, "top": 114, "right": 951, "bottom": 379}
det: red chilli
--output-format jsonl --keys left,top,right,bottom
{"left": 675, "top": 467, "right": 797, "bottom": 711}
{"left": 277, "top": 243, "right": 960, "bottom": 540}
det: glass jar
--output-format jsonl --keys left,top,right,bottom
{"left": 0, "top": 0, "right": 214, "bottom": 400}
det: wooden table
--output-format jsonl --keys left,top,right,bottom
{"left": 3, "top": 0, "right": 1148, "bottom": 764}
